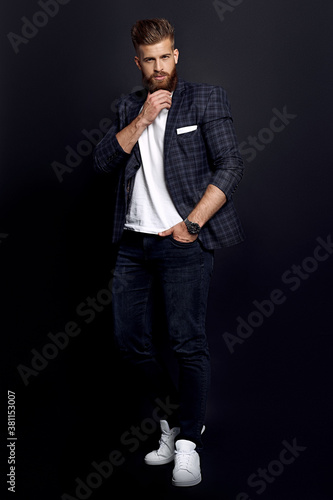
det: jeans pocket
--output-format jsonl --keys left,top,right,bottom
{"left": 169, "top": 235, "right": 198, "bottom": 248}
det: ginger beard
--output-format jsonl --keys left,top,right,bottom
{"left": 142, "top": 65, "right": 178, "bottom": 93}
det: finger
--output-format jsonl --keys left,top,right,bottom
{"left": 147, "top": 94, "right": 171, "bottom": 107}
{"left": 150, "top": 90, "right": 172, "bottom": 101}
{"left": 158, "top": 227, "right": 173, "bottom": 237}
{"left": 153, "top": 89, "right": 172, "bottom": 95}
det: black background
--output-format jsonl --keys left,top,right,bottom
{"left": 1, "top": 1, "right": 332, "bottom": 499}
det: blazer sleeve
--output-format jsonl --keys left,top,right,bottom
{"left": 201, "top": 86, "right": 244, "bottom": 200}
{"left": 93, "top": 104, "right": 131, "bottom": 174}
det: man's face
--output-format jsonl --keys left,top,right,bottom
{"left": 134, "top": 38, "right": 179, "bottom": 93}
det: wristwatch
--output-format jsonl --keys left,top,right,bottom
{"left": 184, "top": 218, "right": 201, "bottom": 235}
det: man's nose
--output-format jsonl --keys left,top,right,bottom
{"left": 154, "top": 59, "right": 163, "bottom": 72}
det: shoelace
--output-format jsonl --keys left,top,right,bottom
{"left": 174, "top": 450, "right": 196, "bottom": 470}
{"left": 158, "top": 432, "right": 172, "bottom": 451}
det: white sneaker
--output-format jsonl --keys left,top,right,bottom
{"left": 144, "top": 420, "right": 180, "bottom": 465}
{"left": 172, "top": 439, "right": 201, "bottom": 487}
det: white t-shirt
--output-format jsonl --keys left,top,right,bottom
{"left": 124, "top": 106, "right": 182, "bottom": 234}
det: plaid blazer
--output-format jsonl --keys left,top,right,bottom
{"left": 94, "top": 78, "right": 245, "bottom": 249}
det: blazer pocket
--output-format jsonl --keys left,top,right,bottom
{"left": 176, "top": 125, "right": 198, "bottom": 135}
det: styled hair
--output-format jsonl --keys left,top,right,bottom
{"left": 131, "top": 18, "right": 175, "bottom": 51}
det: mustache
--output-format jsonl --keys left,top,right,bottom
{"left": 151, "top": 71, "right": 169, "bottom": 78}
{"left": 142, "top": 66, "right": 178, "bottom": 93}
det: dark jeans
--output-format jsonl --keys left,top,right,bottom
{"left": 112, "top": 230, "right": 214, "bottom": 451}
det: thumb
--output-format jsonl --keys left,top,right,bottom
{"left": 158, "top": 227, "right": 173, "bottom": 237}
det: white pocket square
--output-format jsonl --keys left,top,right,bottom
{"left": 176, "top": 125, "right": 198, "bottom": 135}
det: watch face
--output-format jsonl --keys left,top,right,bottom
{"left": 185, "top": 219, "right": 201, "bottom": 234}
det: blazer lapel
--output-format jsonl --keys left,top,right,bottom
{"left": 164, "top": 78, "right": 186, "bottom": 162}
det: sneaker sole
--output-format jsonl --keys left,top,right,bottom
{"left": 172, "top": 475, "right": 202, "bottom": 487}
{"left": 144, "top": 455, "right": 175, "bottom": 465}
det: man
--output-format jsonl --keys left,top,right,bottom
{"left": 94, "top": 18, "right": 245, "bottom": 487}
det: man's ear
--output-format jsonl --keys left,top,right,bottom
{"left": 134, "top": 56, "right": 141, "bottom": 70}
{"left": 174, "top": 48, "right": 179, "bottom": 64}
